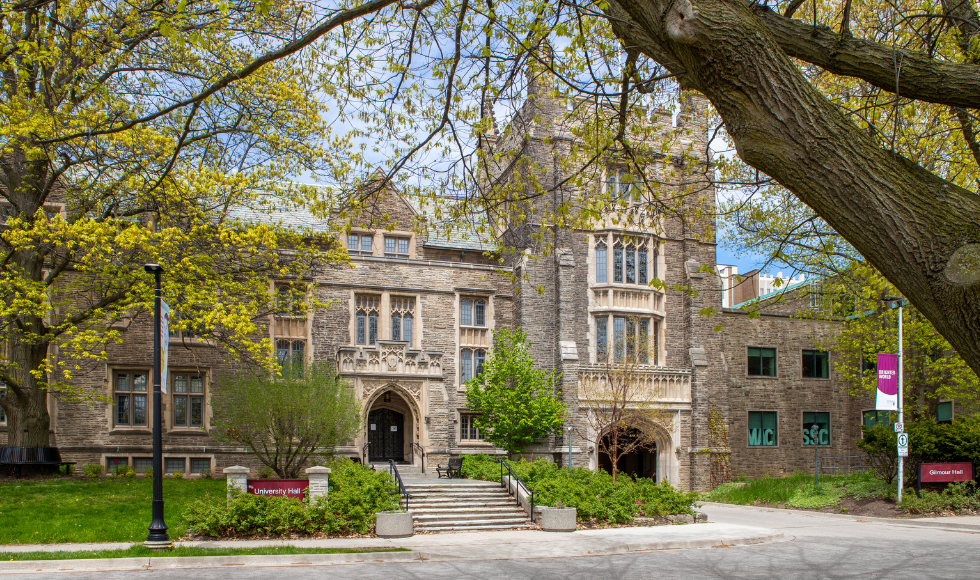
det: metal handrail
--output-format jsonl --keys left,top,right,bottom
{"left": 411, "top": 442, "right": 426, "bottom": 474}
{"left": 499, "top": 458, "right": 535, "bottom": 523}
{"left": 389, "top": 459, "right": 410, "bottom": 510}
{"left": 362, "top": 441, "right": 370, "bottom": 465}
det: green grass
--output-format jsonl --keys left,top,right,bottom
{"left": 0, "top": 546, "right": 409, "bottom": 561}
{"left": 0, "top": 477, "right": 226, "bottom": 544}
{"left": 702, "top": 471, "right": 891, "bottom": 508}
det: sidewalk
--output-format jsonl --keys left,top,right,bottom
{"left": 699, "top": 501, "right": 980, "bottom": 532}
{"left": 0, "top": 523, "right": 784, "bottom": 573}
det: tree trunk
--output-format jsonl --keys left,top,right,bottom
{"left": 2, "top": 151, "right": 54, "bottom": 447}
{"left": 5, "top": 341, "right": 52, "bottom": 447}
{"left": 606, "top": 0, "right": 980, "bottom": 376}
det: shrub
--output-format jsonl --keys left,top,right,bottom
{"left": 185, "top": 458, "right": 399, "bottom": 537}
{"left": 786, "top": 483, "right": 843, "bottom": 509}
{"left": 840, "top": 471, "right": 893, "bottom": 500}
{"left": 82, "top": 464, "right": 103, "bottom": 478}
{"left": 199, "top": 468, "right": 212, "bottom": 479}
{"left": 461, "top": 455, "right": 696, "bottom": 523}
{"left": 856, "top": 424, "right": 898, "bottom": 484}
{"left": 143, "top": 467, "right": 153, "bottom": 479}
{"left": 173, "top": 471, "right": 184, "bottom": 480}
{"left": 901, "top": 482, "right": 980, "bottom": 515}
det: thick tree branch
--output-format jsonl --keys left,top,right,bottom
{"left": 606, "top": 0, "right": 980, "bottom": 377}
{"left": 752, "top": 5, "right": 980, "bottom": 109}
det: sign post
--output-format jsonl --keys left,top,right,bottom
{"left": 881, "top": 297, "right": 906, "bottom": 503}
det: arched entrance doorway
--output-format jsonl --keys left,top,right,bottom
{"left": 597, "top": 427, "right": 659, "bottom": 480}
{"left": 367, "top": 408, "right": 404, "bottom": 462}
{"left": 365, "top": 386, "right": 417, "bottom": 463}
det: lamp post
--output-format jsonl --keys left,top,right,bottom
{"left": 810, "top": 424, "right": 820, "bottom": 485}
{"left": 144, "top": 264, "right": 170, "bottom": 548}
{"left": 883, "top": 296, "right": 906, "bottom": 503}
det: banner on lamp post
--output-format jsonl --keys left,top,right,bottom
{"left": 160, "top": 301, "right": 170, "bottom": 394}
{"left": 876, "top": 353, "right": 898, "bottom": 411}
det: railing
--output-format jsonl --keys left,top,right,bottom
{"left": 499, "top": 458, "right": 535, "bottom": 523}
{"left": 411, "top": 442, "right": 426, "bottom": 474}
{"left": 362, "top": 442, "right": 370, "bottom": 465}
{"left": 819, "top": 455, "right": 870, "bottom": 476}
{"left": 389, "top": 459, "right": 410, "bottom": 510}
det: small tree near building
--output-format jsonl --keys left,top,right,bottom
{"left": 212, "top": 362, "right": 361, "bottom": 479}
{"left": 464, "top": 329, "right": 566, "bottom": 455}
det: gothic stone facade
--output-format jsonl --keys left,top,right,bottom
{"left": 0, "top": 98, "right": 870, "bottom": 491}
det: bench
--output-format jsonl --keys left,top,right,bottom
{"left": 0, "top": 446, "right": 76, "bottom": 478}
{"left": 435, "top": 456, "right": 463, "bottom": 479}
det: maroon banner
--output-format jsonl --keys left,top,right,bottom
{"left": 920, "top": 462, "right": 974, "bottom": 483}
{"left": 246, "top": 479, "right": 309, "bottom": 499}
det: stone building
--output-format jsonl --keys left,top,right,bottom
{"left": 0, "top": 80, "right": 873, "bottom": 491}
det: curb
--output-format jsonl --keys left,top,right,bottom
{"left": 0, "top": 529, "right": 787, "bottom": 573}
{"left": 0, "top": 550, "right": 422, "bottom": 574}
{"left": 699, "top": 502, "right": 980, "bottom": 532}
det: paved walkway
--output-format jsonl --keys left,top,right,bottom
{"left": 698, "top": 501, "right": 980, "bottom": 532}
{"left": 0, "top": 522, "right": 783, "bottom": 573}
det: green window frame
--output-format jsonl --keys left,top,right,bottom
{"left": 802, "top": 350, "right": 829, "bottom": 378}
{"left": 748, "top": 347, "right": 777, "bottom": 377}
{"left": 748, "top": 411, "right": 778, "bottom": 447}
{"left": 802, "top": 412, "right": 831, "bottom": 446}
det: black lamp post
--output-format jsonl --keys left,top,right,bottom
{"left": 144, "top": 264, "right": 170, "bottom": 547}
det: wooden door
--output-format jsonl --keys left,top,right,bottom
{"left": 367, "top": 408, "right": 405, "bottom": 462}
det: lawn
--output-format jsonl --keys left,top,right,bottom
{"left": 0, "top": 477, "right": 227, "bottom": 544}
{"left": 701, "top": 471, "right": 893, "bottom": 509}
{"left": 0, "top": 546, "right": 408, "bottom": 561}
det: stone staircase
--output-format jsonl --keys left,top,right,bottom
{"left": 401, "top": 479, "right": 533, "bottom": 533}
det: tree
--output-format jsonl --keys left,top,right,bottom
{"left": 0, "top": 0, "right": 381, "bottom": 446}
{"left": 577, "top": 316, "right": 673, "bottom": 483}
{"left": 464, "top": 328, "right": 566, "bottom": 454}
{"left": 600, "top": 0, "right": 980, "bottom": 376}
{"left": 211, "top": 362, "right": 361, "bottom": 479}
{"left": 817, "top": 263, "right": 980, "bottom": 420}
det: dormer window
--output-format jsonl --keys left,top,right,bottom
{"left": 348, "top": 233, "right": 374, "bottom": 256}
{"left": 384, "top": 236, "right": 410, "bottom": 259}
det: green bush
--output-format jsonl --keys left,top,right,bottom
{"left": 143, "top": 467, "right": 153, "bottom": 479}
{"left": 840, "top": 471, "right": 893, "bottom": 500}
{"left": 461, "top": 455, "right": 696, "bottom": 523}
{"left": 82, "top": 464, "right": 103, "bottom": 478}
{"left": 900, "top": 482, "right": 980, "bottom": 515}
{"left": 185, "top": 458, "right": 399, "bottom": 537}
{"left": 786, "top": 483, "right": 843, "bottom": 509}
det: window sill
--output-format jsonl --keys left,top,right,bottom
{"left": 110, "top": 428, "right": 152, "bottom": 435}
{"left": 800, "top": 377, "right": 832, "bottom": 381}
{"left": 168, "top": 429, "right": 208, "bottom": 436}
{"left": 747, "top": 446, "right": 779, "bottom": 449}
{"left": 458, "top": 441, "right": 491, "bottom": 446}
{"left": 745, "top": 375, "right": 778, "bottom": 379}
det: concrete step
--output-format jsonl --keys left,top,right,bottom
{"left": 414, "top": 513, "right": 528, "bottom": 523}
{"left": 407, "top": 502, "right": 519, "bottom": 510}
{"left": 417, "top": 523, "right": 535, "bottom": 532}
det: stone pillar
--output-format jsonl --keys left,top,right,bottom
{"left": 305, "top": 466, "right": 331, "bottom": 501}
{"left": 223, "top": 466, "right": 250, "bottom": 499}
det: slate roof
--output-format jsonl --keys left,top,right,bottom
{"left": 224, "top": 185, "right": 496, "bottom": 252}
{"left": 408, "top": 197, "right": 496, "bottom": 252}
